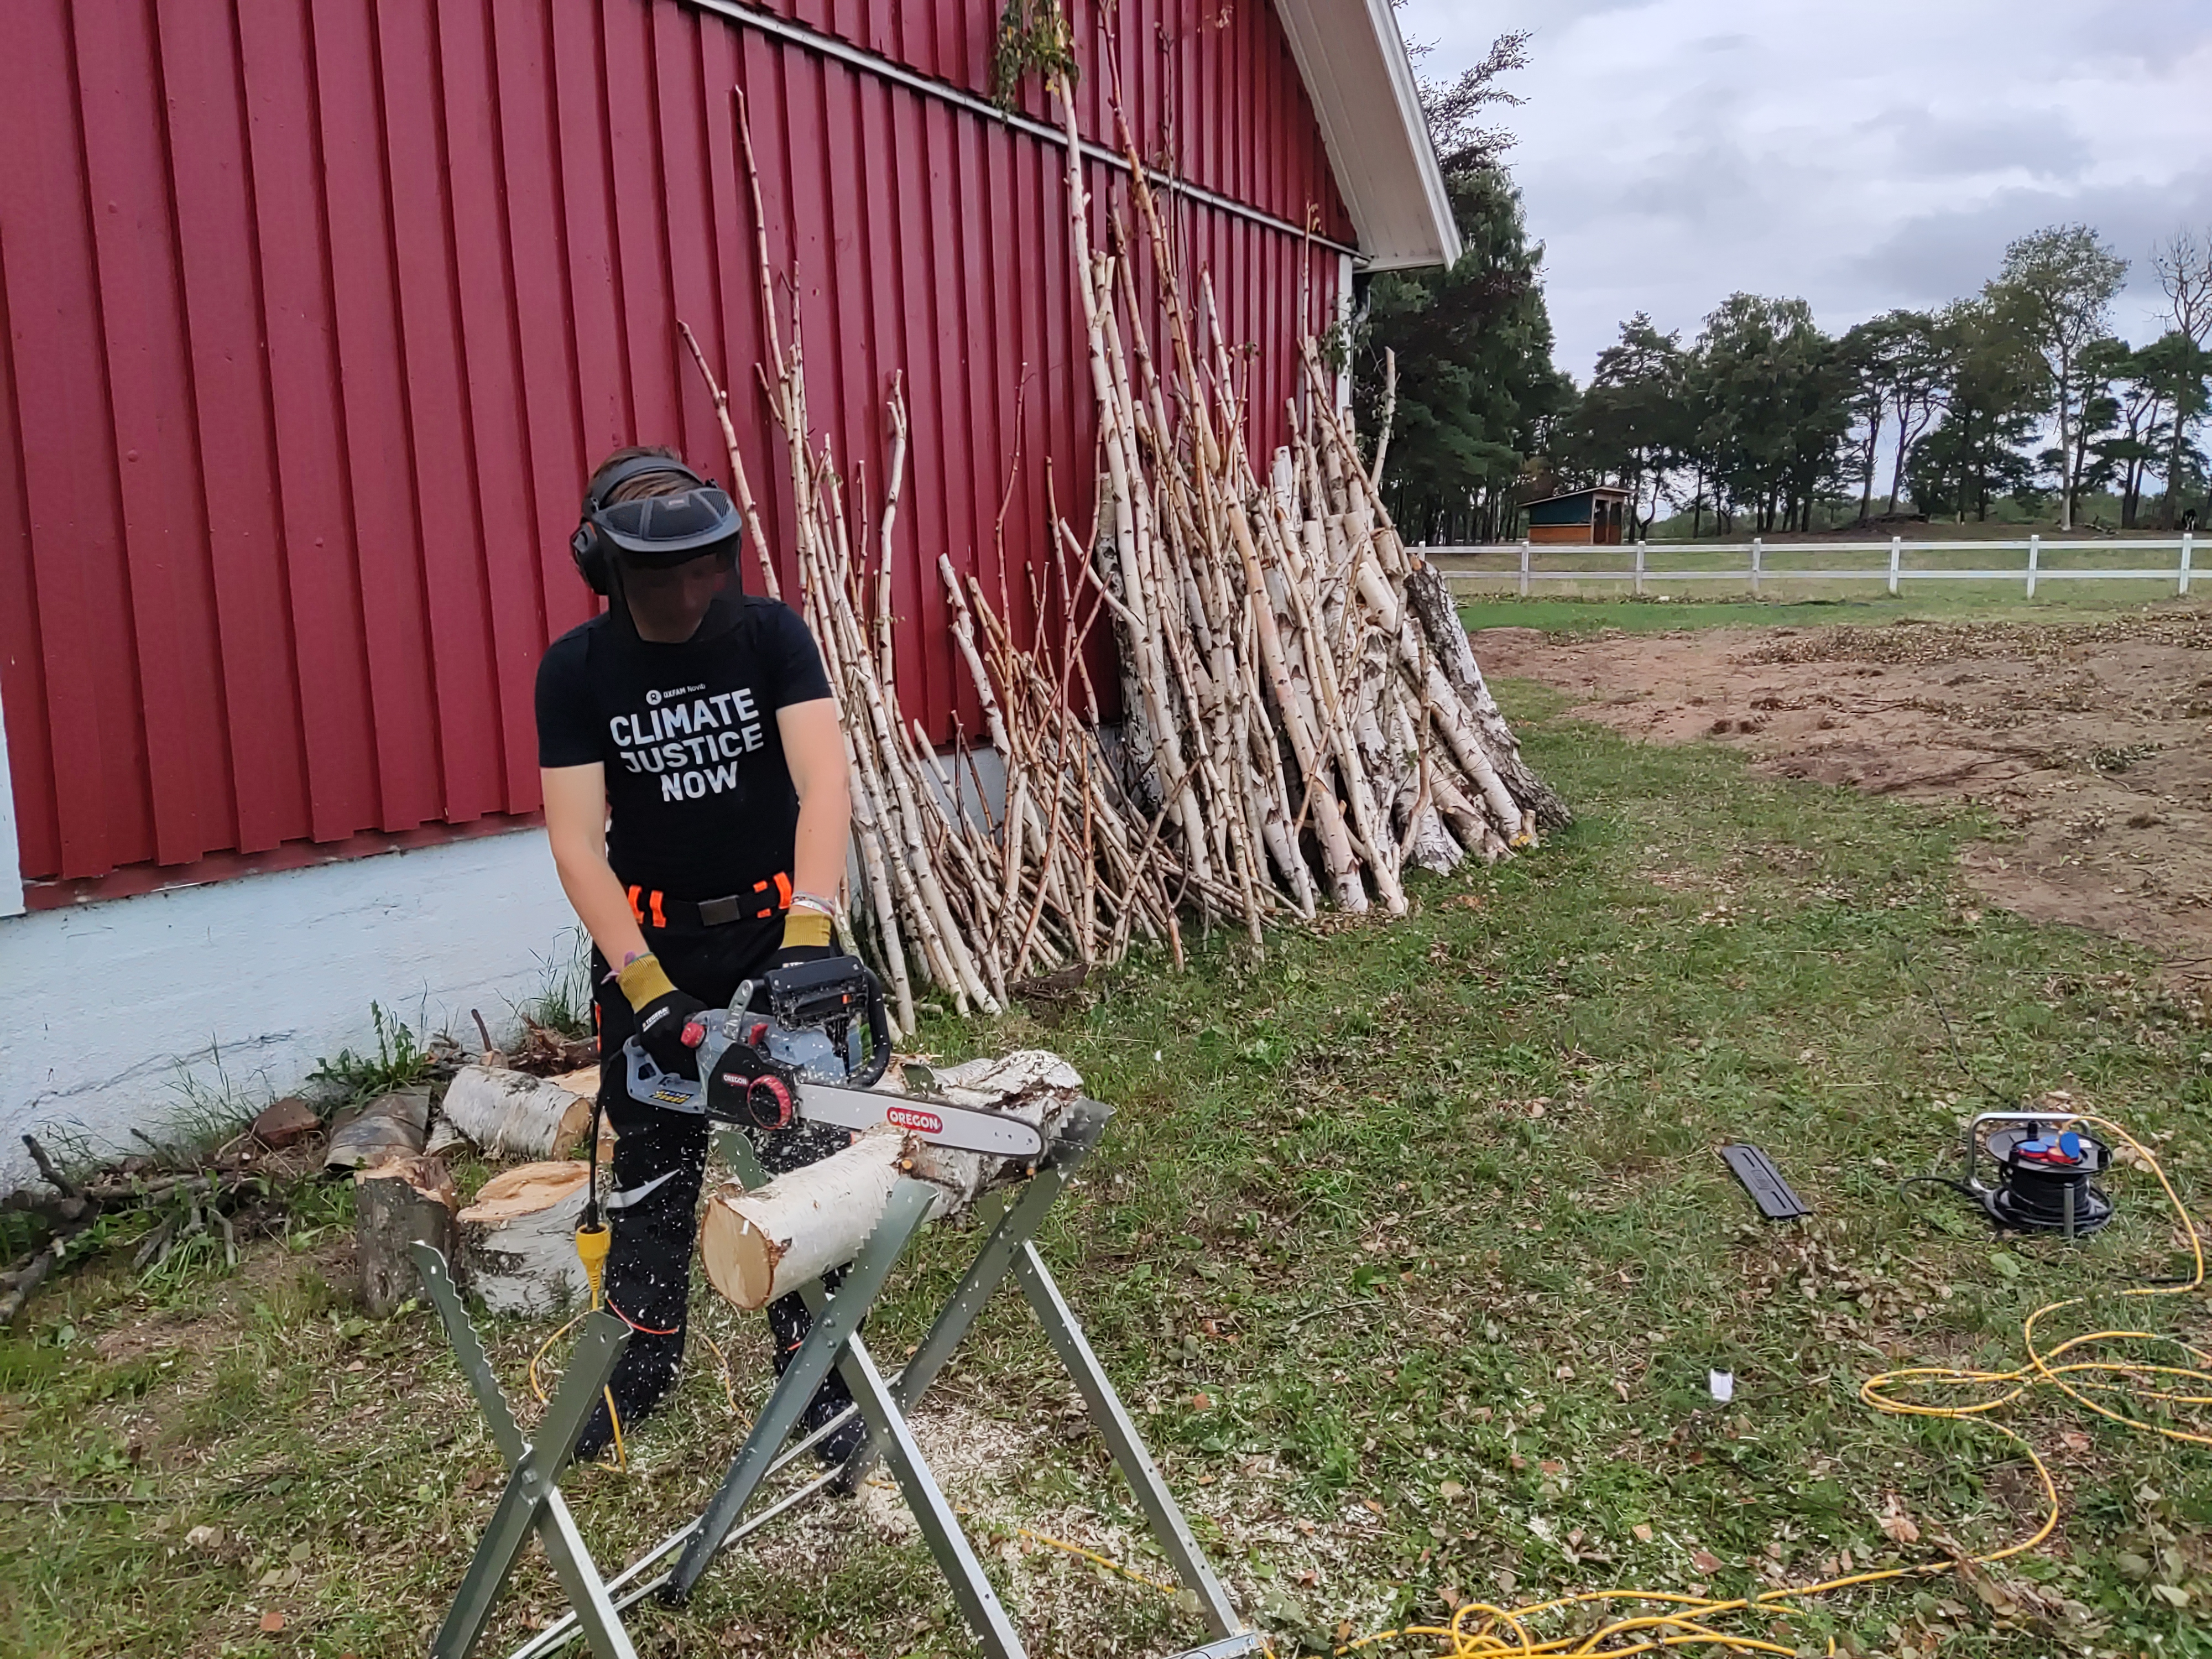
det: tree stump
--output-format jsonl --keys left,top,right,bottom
{"left": 456, "top": 1161, "right": 591, "bottom": 1315}
{"left": 324, "top": 1087, "right": 430, "bottom": 1172}
{"left": 354, "top": 1156, "right": 458, "bottom": 1316}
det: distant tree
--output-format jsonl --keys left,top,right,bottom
{"left": 1986, "top": 225, "right": 2129, "bottom": 530}
{"left": 1686, "top": 294, "right": 1850, "bottom": 533}
{"left": 2057, "top": 336, "right": 2130, "bottom": 520}
{"left": 1851, "top": 311, "right": 1949, "bottom": 516}
{"left": 2080, "top": 338, "right": 2174, "bottom": 528}
{"left": 1838, "top": 314, "right": 1946, "bottom": 524}
{"left": 1355, "top": 30, "right": 1569, "bottom": 544}
{"left": 1559, "top": 314, "right": 1688, "bottom": 536}
{"left": 1905, "top": 298, "right": 2042, "bottom": 521}
{"left": 1412, "top": 27, "right": 1532, "bottom": 173}
{"left": 2150, "top": 229, "right": 2212, "bottom": 528}
{"left": 2155, "top": 227, "right": 2212, "bottom": 342}
{"left": 1360, "top": 165, "right": 1570, "bottom": 542}
{"left": 1837, "top": 319, "right": 1892, "bottom": 524}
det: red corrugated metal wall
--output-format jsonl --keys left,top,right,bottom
{"left": 0, "top": 0, "right": 1350, "bottom": 896}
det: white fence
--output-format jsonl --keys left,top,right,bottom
{"left": 1436, "top": 534, "right": 2202, "bottom": 600}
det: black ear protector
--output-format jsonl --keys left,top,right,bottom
{"left": 568, "top": 452, "right": 711, "bottom": 596}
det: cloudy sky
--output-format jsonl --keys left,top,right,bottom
{"left": 1394, "top": 0, "right": 2212, "bottom": 383}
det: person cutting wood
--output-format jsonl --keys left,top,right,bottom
{"left": 535, "top": 445, "right": 856, "bottom": 1463}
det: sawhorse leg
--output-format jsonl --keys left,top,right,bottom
{"left": 660, "top": 1178, "right": 1019, "bottom": 1652}
{"left": 831, "top": 1105, "right": 1250, "bottom": 1646}
{"left": 411, "top": 1245, "right": 637, "bottom": 1659}
{"left": 1014, "top": 1243, "right": 1253, "bottom": 1647}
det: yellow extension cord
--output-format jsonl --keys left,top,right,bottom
{"left": 1293, "top": 1115, "right": 2210, "bottom": 1657}
{"left": 530, "top": 1222, "right": 751, "bottom": 1469}
{"left": 521, "top": 1115, "right": 2208, "bottom": 1657}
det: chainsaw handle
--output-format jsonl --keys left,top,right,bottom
{"left": 850, "top": 964, "right": 893, "bottom": 1088}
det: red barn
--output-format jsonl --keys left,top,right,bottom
{"left": 0, "top": 0, "right": 1454, "bottom": 1162}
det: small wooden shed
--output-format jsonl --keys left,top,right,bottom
{"left": 1525, "top": 486, "right": 1630, "bottom": 546}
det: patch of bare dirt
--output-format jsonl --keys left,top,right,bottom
{"left": 1478, "top": 613, "right": 2212, "bottom": 975}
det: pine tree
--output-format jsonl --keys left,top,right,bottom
{"left": 1352, "top": 32, "right": 1569, "bottom": 545}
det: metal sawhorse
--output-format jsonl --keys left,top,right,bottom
{"left": 418, "top": 1097, "right": 1266, "bottom": 1659}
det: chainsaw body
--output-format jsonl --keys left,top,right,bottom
{"left": 622, "top": 955, "right": 1045, "bottom": 1160}
{"left": 625, "top": 954, "right": 890, "bottom": 1130}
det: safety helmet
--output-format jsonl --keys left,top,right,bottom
{"left": 568, "top": 452, "right": 743, "bottom": 597}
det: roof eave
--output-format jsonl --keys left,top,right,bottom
{"left": 1271, "top": 0, "right": 1463, "bottom": 273}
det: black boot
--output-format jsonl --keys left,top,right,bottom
{"left": 571, "top": 1326, "right": 684, "bottom": 1464}
{"left": 792, "top": 1354, "right": 866, "bottom": 1467}
{"left": 768, "top": 1287, "right": 865, "bottom": 1467}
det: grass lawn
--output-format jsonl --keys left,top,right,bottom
{"left": 4, "top": 685, "right": 2210, "bottom": 1658}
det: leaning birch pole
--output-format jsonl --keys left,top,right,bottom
{"left": 669, "top": 73, "right": 1559, "bottom": 1007}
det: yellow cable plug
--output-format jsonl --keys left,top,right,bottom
{"left": 574, "top": 1221, "right": 611, "bottom": 1307}
{"left": 570, "top": 1220, "right": 624, "bottom": 1470}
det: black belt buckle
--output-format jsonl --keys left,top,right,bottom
{"left": 697, "top": 894, "right": 743, "bottom": 927}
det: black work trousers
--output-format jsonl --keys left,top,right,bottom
{"left": 579, "top": 915, "right": 848, "bottom": 1453}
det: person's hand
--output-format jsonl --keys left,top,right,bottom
{"left": 618, "top": 954, "right": 710, "bottom": 1079}
{"left": 775, "top": 905, "right": 836, "bottom": 970}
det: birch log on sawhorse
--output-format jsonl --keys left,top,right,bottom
{"left": 697, "top": 1050, "right": 1083, "bottom": 1309}
{"left": 480, "top": 1091, "right": 1265, "bottom": 1659}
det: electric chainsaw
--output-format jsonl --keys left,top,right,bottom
{"left": 622, "top": 954, "right": 1044, "bottom": 1160}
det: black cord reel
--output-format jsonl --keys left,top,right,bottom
{"left": 1906, "top": 1111, "right": 2116, "bottom": 1240}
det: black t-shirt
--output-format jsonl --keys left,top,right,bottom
{"left": 534, "top": 598, "right": 833, "bottom": 901}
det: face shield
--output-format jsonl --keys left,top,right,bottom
{"left": 596, "top": 486, "right": 744, "bottom": 644}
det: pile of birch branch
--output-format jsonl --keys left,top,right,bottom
{"left": 681, "top": 89, "right": 1564, "bottom": 1035}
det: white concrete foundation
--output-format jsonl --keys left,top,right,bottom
{"left": 0, "top": 828, "right": 577, "bottom": 1188}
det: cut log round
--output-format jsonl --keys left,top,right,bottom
{"left": 441, "top": 1066, "right": 594, "bottom": 1161}
{"left": 456, "top": 1161, "right": 591, "bottom": 1315}
{"left": 699, "top": 1125, "right": 919, "bottom": 1311}
{"left": 546, "top": 1065, "right": 602, "bottom": 1099}
{"left": 354, "top": 1156, "right": 458, "bottom": 1317}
